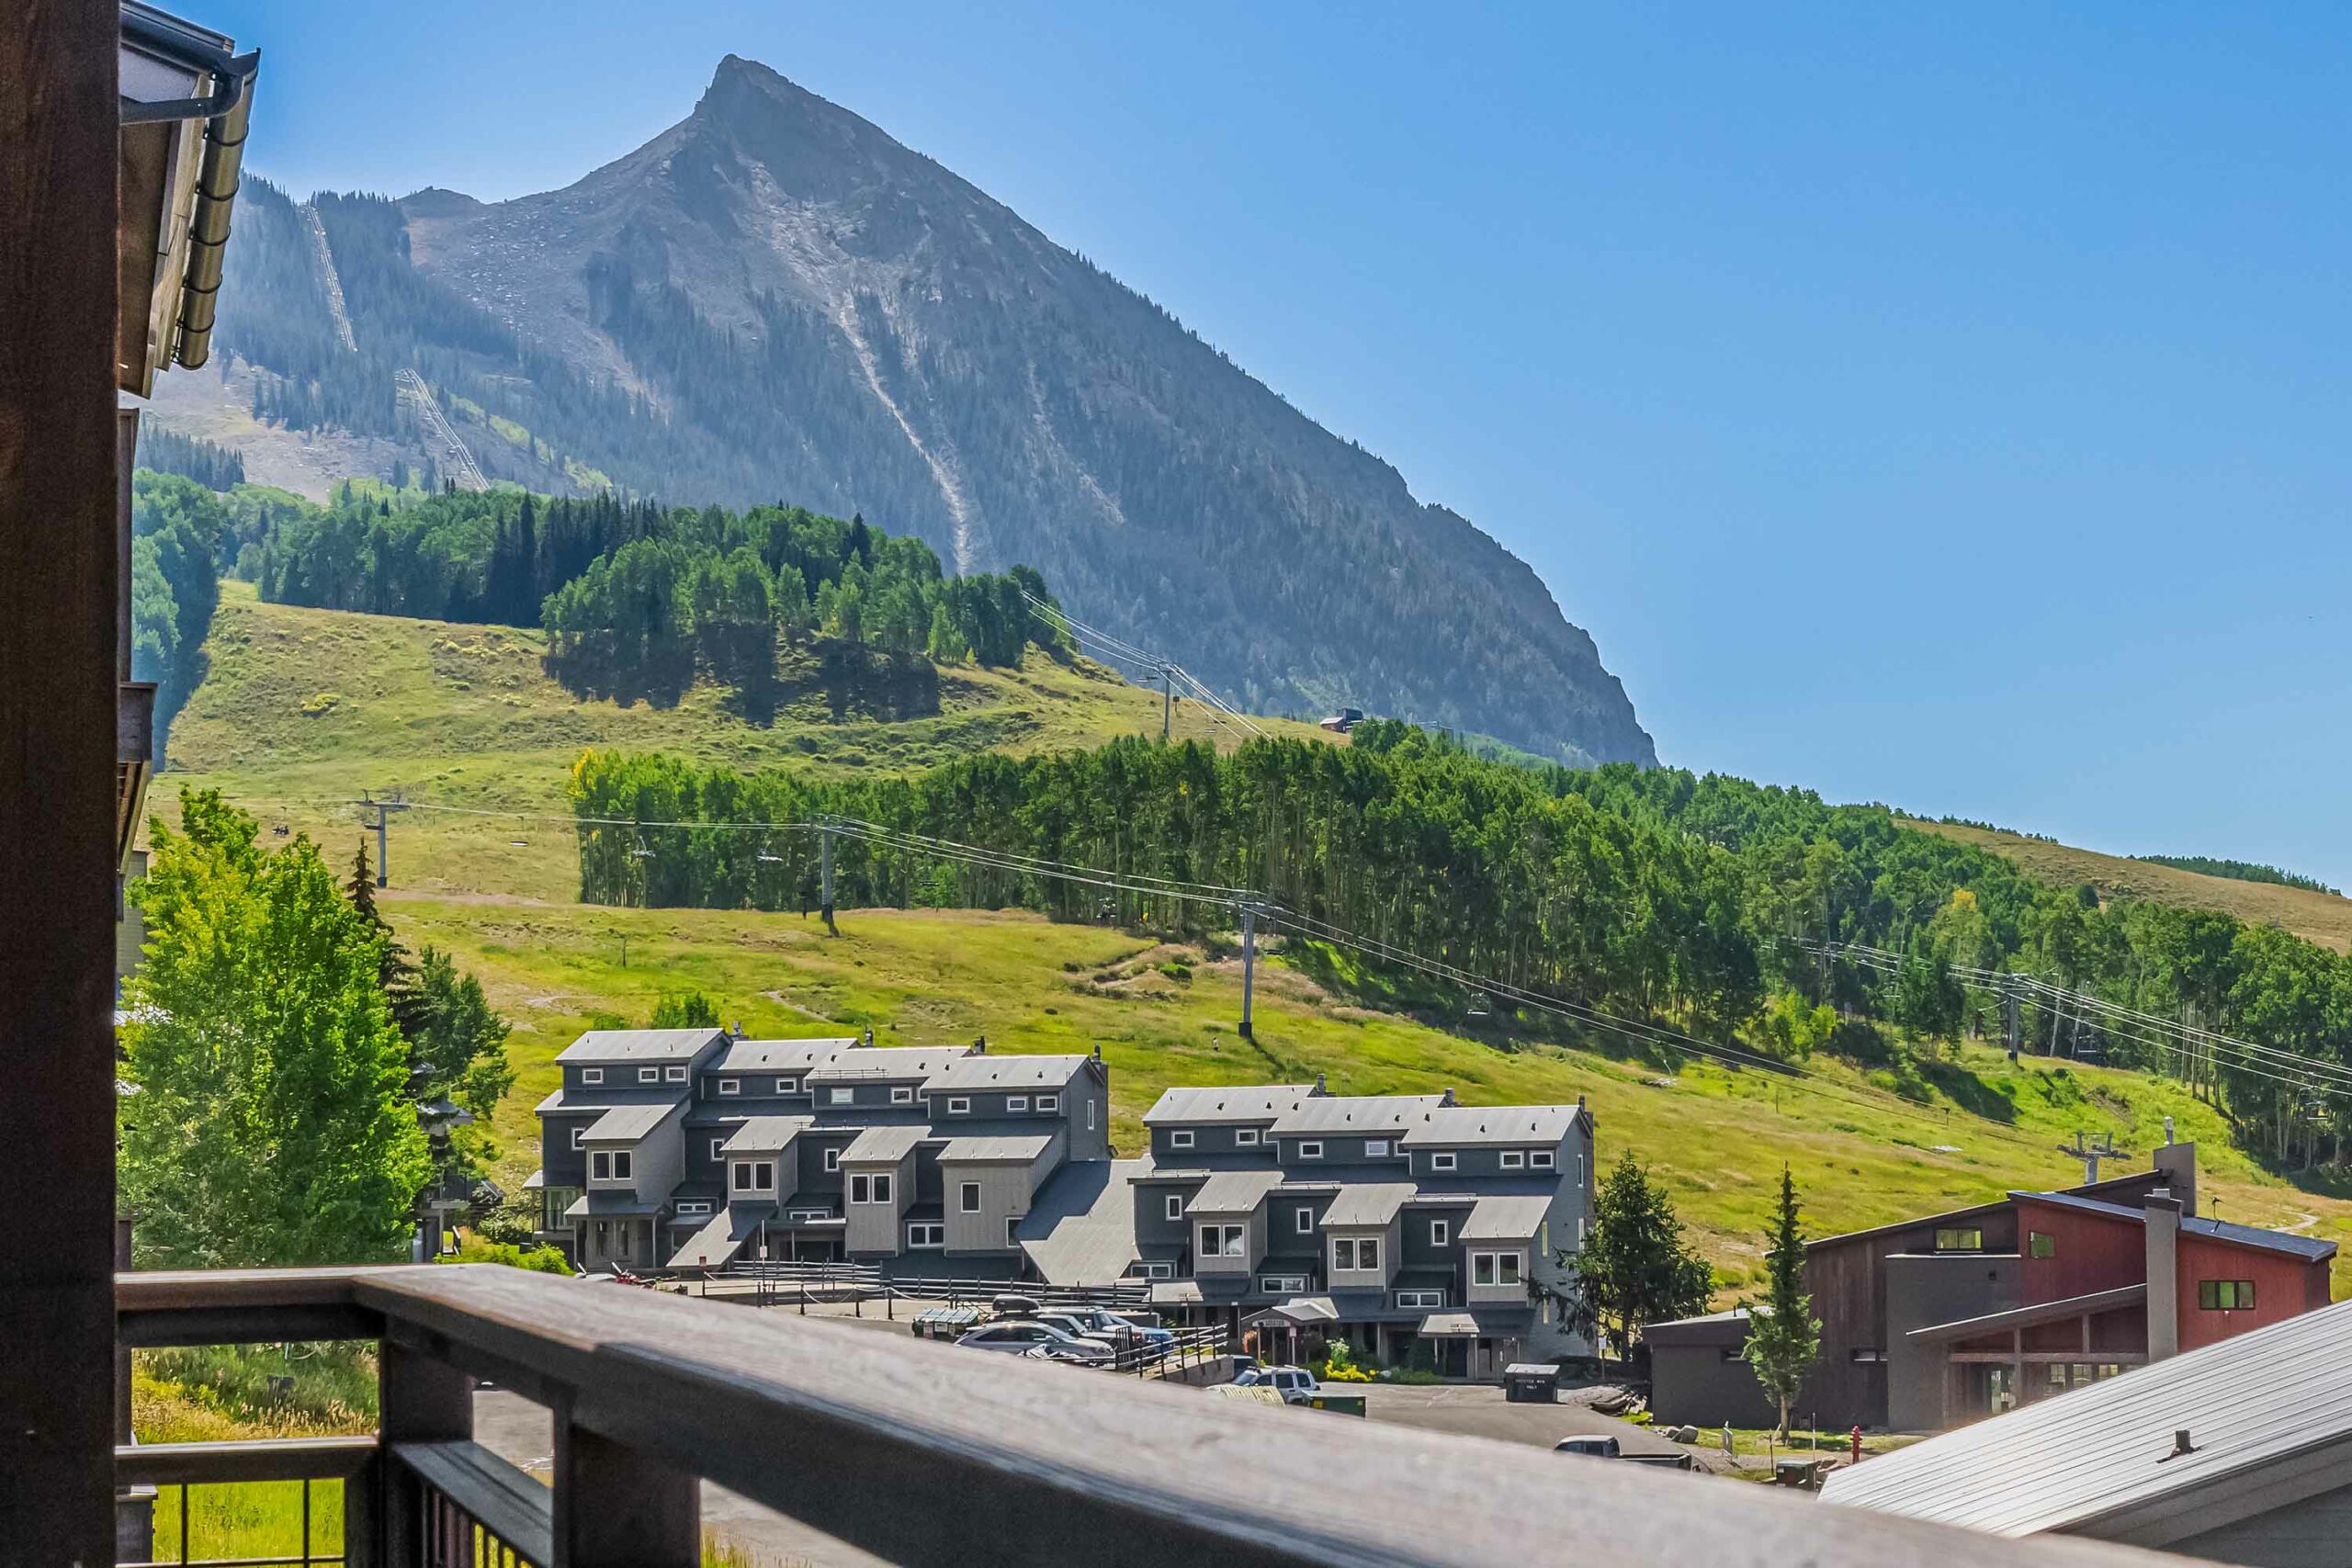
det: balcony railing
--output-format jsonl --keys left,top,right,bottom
{"left": 119, "top": 1264, "right": 2165, "bottom": 1567}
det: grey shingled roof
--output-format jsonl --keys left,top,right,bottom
{"left": 582, "top": 1102, "right": 678, "bottom": 1142}
{"left": 556, "top": 1028, "right": 725, "bottom": 1064}
{"left": 1400, "top": 1104, "right": 1582, "bottom": 1148}
{"left": 718, "top": 1116, "right": 812, "bottom": 1154}
{"left": 1270, "top": 1094, "right": 1448, "bottom": 1136}
{"left": 1458, "top": 1193, "right": 1553, "bottom": 1241}
{"left": 922, "top": 1054, "right": 1091, "bottom": 1093}
{"left": 1320, "top": 1183, "right": 1417, "bottom": 1228}
{"left": 1142, "top": 1084, "right": 1317, "bottom": 1126}
{"left": 840, "top": 1124, "right": 929, "bottom": 1164}
{"left": 709, "top": 1037, "right": 857, "bottom": 1074}
{"left": 803, "top": 1046, "right": 974, "bottom": 1084}
{"left": 1822, "top": 1296, "right": 2352, "bottom": 1539}
{"left": 1018, "top": 1158, "right": 1148, "bottom": 1285}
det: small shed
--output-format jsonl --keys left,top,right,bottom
{"left": 1503, "top": 1363, "right": 1560, "bottom": 1404}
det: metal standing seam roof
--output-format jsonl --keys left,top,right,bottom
{"left": 803, "top": 1047, "right": 974, "bottom": 1084}
{"left": 1269, "top": 1094, "right": 1448, "bottom": 1136}
{"left": 709, "top": 1037, "right": 858, "bottom": 1074}
{"left": 1319, "top": 1183, "right": 1417, "bottom": 1229}
{"left": 1141, "top": 1085, "right": 1317, "bottom": 1126}
{"left": 718, "top": 1116, "right": 812, "bottom": 1154}
{"left": 1458, "top": 1193, "right": 1553, "bottom": 1242}
{"left": 557, "top": 1028, "right": 727, "bottom": 1064}
{"left": 1823, "top": 1296, "right": 2352, "bottom": 1540}
{"left": 839, "top": 1124, "right": 928, "bottom": 1164}
{"left": 1017, "top": 1157, "right": 1149, "bottom": 1285}
{"left": 921, "top": 1054, "right": 1092, "bottom": 1093}
{"left": 582, "top": 1102, "right": 679, "bottom": 1142}
{"left": 937, "top": 1133, "right": 1058, "bottom": 1164}
{"left": 2015, "top": 1189, "right": 2337, "bottom": 1262}
{"left": 1399, "top": 1105, "right": 1582, "bottom": 1147}
{"left": 1186, "top": 1169, "right": 1288, "bottom": 1215}
{"left": 1905, "top": 1285, "right": 2148, "bottom": 1344}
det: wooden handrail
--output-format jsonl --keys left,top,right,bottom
{"left": 117, "top": 1436, "right": 378, "bottom": 1486}
{"left": 119, "top": 1266, "right": 2169, "bottom": 1567}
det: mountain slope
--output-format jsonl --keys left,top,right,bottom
{"left": 157, "top": 56, "right": 1652, "bottom": 768}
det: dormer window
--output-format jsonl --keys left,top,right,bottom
{"left": 1170, "top": 1130, "right": 1194, "bottom": 1149}
{"left": 1234, "top": 1128, "right": 1260, "bottom": 1146}
{"left": 828, "top": 1087, "right": 854, "bottom": 1105}
{"left": 731, "top": 1160, "right": 775, "bottom": 1193}
{"left": 1365, "top": 1138, "right": 1390, "bottom": 1157}
{"left": 1297, "top": 1141, "right": 1323, "bottom": 1160}
{"left": 1007, "top": 1096, "right": 1029, "bottom": 1112}
{"left": 665, "top": 1065, "right": 687, "bottom": 1083}
{"left": 890, "top": 1086, "right": 914, "bottom": 1105}
{"left": 718, "top": 1078, "right": 741, "bottom": 1097}
{"left": 775, "top": 1077, "right": 797, "bottom": 1094}
{"left": 591, "top": 1151, "right": 633, "bottom": 1182}
{"left": 1532, "top": 1150, "right": 1555, "bottom": 1169}
{"left": 1430, "top": 1152, "right": 1457, "bottom": 1172}
{"left": 580, "top": 1067, "right": 604, "bottom": 1086}
{"left": 947, "top": 1097, "right": 971, "bottom": 1116}
{"left": 1500, "top": 1151, "right": 1526, "bottom": 1170}
{"left": 1037, "top": 1094, "right": 1058, "bottom": 1112}
{"left": 639, "top": 1067, "right": 659, "bottom": 1084}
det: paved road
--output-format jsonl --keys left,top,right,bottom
{"left": 1360, "top": 1382, "right": 1702, "bottom": 1461}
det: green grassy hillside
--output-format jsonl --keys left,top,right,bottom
{"left": 160, "top": 590, "right": 2352, "bottom": 1296}
{"left": 166, "top": 584, "right": 1333, "bottom": 900}
{"left": 1910, "top": 818, "right": 2352, "bottom": 953}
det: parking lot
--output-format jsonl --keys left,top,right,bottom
{"left": 1359, "top": 1382, "right": 1704, "bottom": 1464}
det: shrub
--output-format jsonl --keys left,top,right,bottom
{"left": 439, "top": 1236, "right": 571, "bottom": 1274}
{"left": 299, "top": 691, "right": 341, "bottom": 716}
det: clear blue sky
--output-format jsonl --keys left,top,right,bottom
{"left": 204, "top": 2, "right": 2352, "bottom": 886}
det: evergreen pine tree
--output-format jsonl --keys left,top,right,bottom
{"left": 1742, "top": 1166, "right": 1823, "bottom": 1438}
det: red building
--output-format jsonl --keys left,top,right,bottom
{"left": 1647, "top": 1137, "right": 2337, "bottom": 1431}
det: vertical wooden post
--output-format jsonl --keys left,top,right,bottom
{"left": 0, "top": 1, "right": 121, "bottom": 1561}
{"left": 553, "top": 1402, "right": 700, "bottom": 1567}
{"left": 373, "top": 1337, "right": 474, "bottom": 1566}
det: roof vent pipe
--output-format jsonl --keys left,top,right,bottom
{"left": 1442, "top": 1087, "right": 1458, "bottom": 1107}
{"left": 2164, "top": 1429, "right": 2197, "bottom": 1461}
{"left": 1313, "top": 1072, "right": 1327, "bottom": 1095}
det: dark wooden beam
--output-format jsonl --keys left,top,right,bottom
{"left": 0, "top": 0, "right": 121, "bottom": 1561}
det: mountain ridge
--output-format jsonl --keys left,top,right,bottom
{"left": 169, "top": 54, "right": 1656, "bottom": 766}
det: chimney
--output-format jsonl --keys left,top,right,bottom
{"left": 2144, "top": 1189, "right": 2181, "bottom": 1361}
{"left": 729, "top": 1020, "right": 745, "bottom": 1039}
{"left": 2153, "top": 1136, "right": 2197, "bottom": 1224}
{"left": 971, "top": 1035, "right": 986, "bottom": 1055}
{"left": 1442, "top": 1087, "right": 1458, "bottom": 1107}
{"left": 1091, "top": 1042, "right": 1102, "bottom": 1062}
{"left": 1312, "top": 1072, "right": 1327, "bottom": 1096}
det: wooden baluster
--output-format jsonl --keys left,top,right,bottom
{"left": 551, "top": 1399, "right": 698, "bottom": 1568}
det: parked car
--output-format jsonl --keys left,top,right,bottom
{"left": 1553, "top": 1436, "right": 1623, "bottom": 1458}
{"left": 1231, "top": 1365, "right": 1320, "bottom": 1405}
{"left": 1037, "top": 1307, "right": 1175, "bottom": 1358}
{"left": 956, "top": 1320, "right": 1117, "bottom": 1365}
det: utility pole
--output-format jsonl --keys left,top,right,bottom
{"left": 2003, "top": 979, "right": 2021, "bottom": 1063}
{"left": 355, "top": 794, "right": 411, "bottom": 887}
{"left": 819, "top": 818, "right": 837, "bottom": 936}
{"left": 1238, "top": 901, "right": 1261, "bottom": 1038}
{"left": 1160, "top": 664, "right": 1172, "bottom": 740}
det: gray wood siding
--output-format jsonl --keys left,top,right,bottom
{"left": 2169, "top": 1481, "right": 2352, "bottom": 1567}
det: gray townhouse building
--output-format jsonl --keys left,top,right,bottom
{"left": 529, "top": 1031, "right": 1599, "bottom": 1377}
{"left": 1125, "top": 1078, "right": 1598, "bottom": 1377}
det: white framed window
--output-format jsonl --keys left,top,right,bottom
{"left": 1007, "top": 1095, "right": 1029, "bottom": 1112}
{"left": 1430, "top": 1219, "right": 1450, "bottom": 1247}
{"left": 1532, "top": 1149, "right": 1555, "bottom": 1169}
{"left": 851, "top": 1173, "right": 894, "bottom": 1204}
{"left": 1005, "top": 1216, "right": 1022, "bottom": 1247}
{"left": 1298, "top": 1141, "right": 1323, "bottom": 1160}
{"left": 1086, "top": 1099, "right": 1096, "bottom": 1131}
{"left": 1235, "top": 1127, "right": 1261, "bottom": 1146}
{"left": 591, "top": 1152, "right": 610, "bottom": 1180}
{"left": 959, "top": 1181, "right": 981, "bottom": 1213}
{"left": 639, "top": 1066, "right": 659, "bottom": 1084}
{"left": 907, "top": 1222, "right": 944, "bottom": 1248}
{"left": 1132, "top": 1260, "right": 1174, "bottom": 1280}
{"left": 1471, "top": 1251, "right": 1523, "bottom": 1288}
{"left": 1500, "top": 1150, "right": 1526, "bottom": 1170}
{"left": 787, "top": 1207, "right": 831, "bottom": 1222}
{"left": 1430, "top": 1152, "right": 1457, "bottom": 1172}
{"left": 666, "top": 1065, "right": 687, "bottom": 1083}
{"left": 775, "top": 1077, "right": 797, "bottom": 1094}
{"left": 570, "top": 1126, "right": 587, "bottom": 1150}
{"left": 1261, "top": 1274, "right": 1307, "bottom": 1293}
{"left": 675, "top": 1201, "right": 711, "bottom": 1217}
{"left": 1396, "top": 1289, "right": 1443, "bottom": 1309}
{"left": 1165, "top": 1194, "right": 1183, "bottom": 1222}
{"left": 1170, "top": 1129, "right": 1194, "bottom": 1149}
{"left": 1038, "top": 1094, "right": 1059, "bottom": 1112}
{"left": 1331, "top": 1237, "right": 1356, "bottom": 1270}
{"left": 1295, "top": 1206, "right": 1315, "bottom": 1235}
{"left": 730, "top": 1160, "right": 774, "bottom": 1193}
{"left": 1357, "top": 1237, "right": 1379, "bottom": 1271}
{"left": 947, "top": 1096, "right": 971, "bottom": 1116}
{"left": 1199, "top": 1224, "right": 1245, "bottom": 1258}
{"left": 828, "top": 1087, "right": 854, "bottom": 1105}
{"left": 1365, "top": 1138, "right": 1390, "bottom": 1157}
{"left": 823, "top": 1147, "right": 842, "bottom": 1172}
{"left": 718, "top": 1078, "right": 741, "bottom": 1097}
{"left": 890, "top": 1085, "right": 914, "bottom": 1105}
{"left": 710, "top": 1137, "right": 726, "bottom": 1161}
{"left": 580, "top": 1067, "right": 604, "bottom": 1086}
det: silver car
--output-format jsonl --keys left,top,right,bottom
{"left": 956, "top": 1320, "right": 1117, "bottom": 1365}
